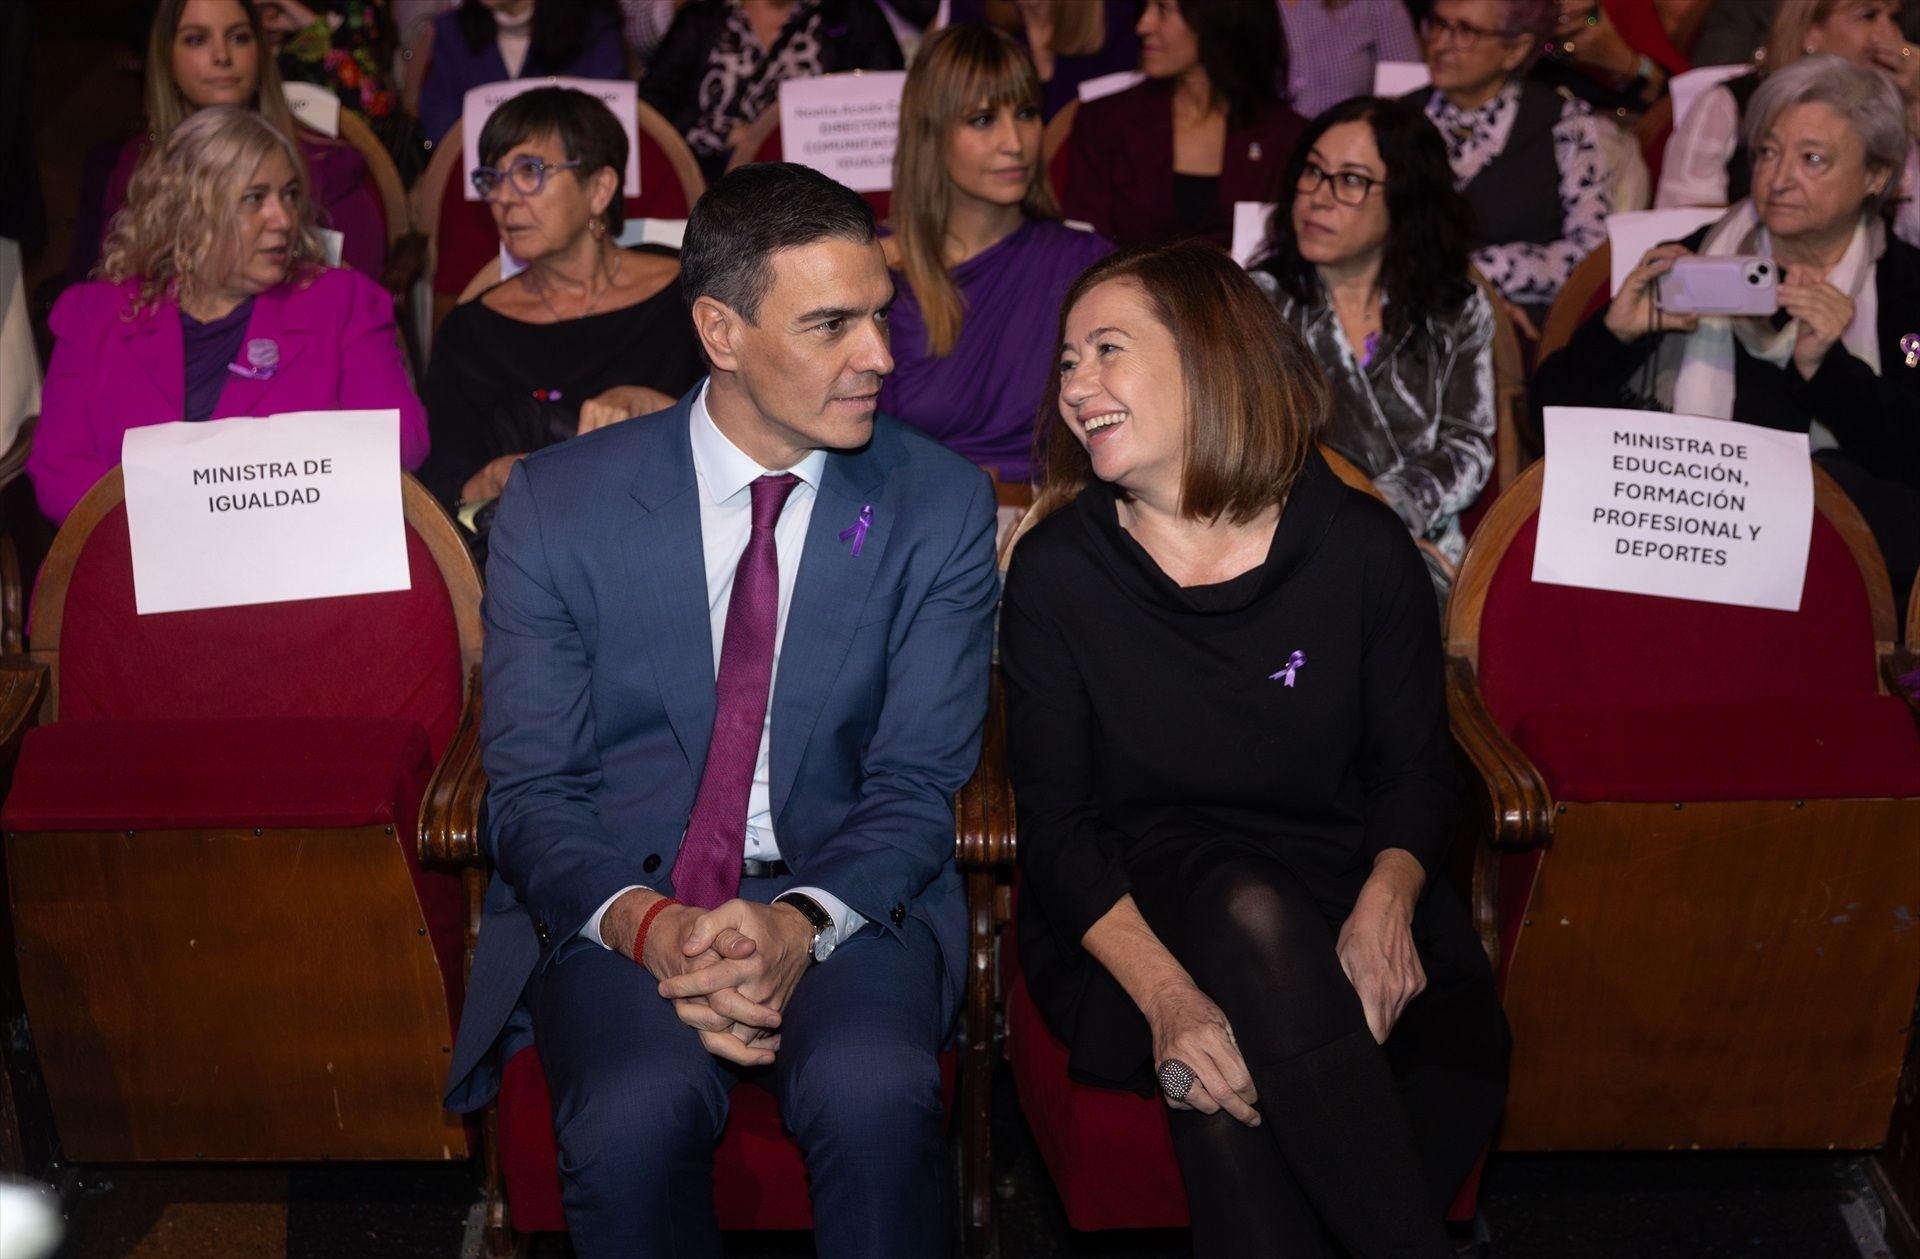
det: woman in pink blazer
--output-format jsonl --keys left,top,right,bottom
{"left": 32, "top": 105, "right": 428, "bottom": 526}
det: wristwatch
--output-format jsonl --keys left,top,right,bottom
{"left": 774, "top": 892, "right": 837, "bottom": 963}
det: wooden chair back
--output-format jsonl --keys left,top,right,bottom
{"left": 338, "top": 110, "right": 413, "bottom": 247}
{"left": 1534, "top": 243, "right": 1611, "bottom": 364}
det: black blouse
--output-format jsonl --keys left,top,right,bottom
{"left": 419, "top": 280, "right": 705, "bottom": 510}
{"left": 1001, "top": 450, "right": 1458, "bottom": 981}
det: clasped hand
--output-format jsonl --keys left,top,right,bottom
{"left": 614, "top": 891, "right": 816, "bottom": 1067}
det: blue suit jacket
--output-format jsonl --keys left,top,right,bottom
{"left": 445, "top": 386, "right": 999, "bottom": 1111}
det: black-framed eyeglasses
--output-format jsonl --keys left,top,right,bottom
{"left": 1295, "top": 161, "right": 1382, "bottom": 206}
{"left": 1418, "top": 14, "right": 1523, "bottom": 47}
{"left": 471, "top": 155, "right": 583, "bottom": 199}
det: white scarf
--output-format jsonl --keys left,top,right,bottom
{"left": 1668, "top": 200, "right": 1882, "bottom": 422}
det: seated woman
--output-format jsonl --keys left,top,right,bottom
{"left": 946, "top": 0, "right": 1141, "bottom": 121}
{"left": 1003, "top": 241, "right": 1509, "bottom": 1258}
{"left": 32, "top": 106, "right": 428, "bottom": 526}
{"left": 1278, "top": 0, "right": 1423, "bottom": 120}
{"left": 1254, "top": 96, "right": 1495, "bottom": 597}
{"left": 1536, "top": 54, "right": 1920, "bottom": 601}
{"left": 640, "top": 0, "right": 905, "bottom": 181}
{"left": 417, "top": 0, "right": 627, "bottom": 145}
{"left": 1062, "top": 0, "right": 1304, "bottom": 251}
{"left": 1657, "top": 0, "right": 1920, "bottom": 248}
{"left": 1409, "top": 0, "right": 1611, "bottom": 327}
{"left": 420, "top": 87, "right": 703, "bottom": 530}
{"left": 879, "top": 23, "right": 1113, "bottom": 492}
{"left": 70, "top": 0, "right": 387, "bottom": 284}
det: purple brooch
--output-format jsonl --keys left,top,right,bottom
{"left": 227, "top": 338, "right": 279, "bottom": 381}
{"left": 839, "top": 504, "right": 873, "bottom": 557}
{"left": 1901, "top": 333, "right": 1919, "bottom": 368}
{"left": 533, "top": 388, "right": 563, "bottom": 402}
{"left": 1269, "top": 650, "right": 1306, "bottom": 687}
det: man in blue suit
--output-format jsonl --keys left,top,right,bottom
{"left": 444, "top": 163, "right": 1000, "bottom": 1257}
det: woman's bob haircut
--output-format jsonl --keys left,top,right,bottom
{"left": 1034, "top": 240, "right": 1329, "bottom": 525}
{"left": 101, "top": 105, "right": 325, "bottom": 312}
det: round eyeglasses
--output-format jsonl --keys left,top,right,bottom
{"left": 1295, "top": 161, "right": 1381, "bottom": 206}
{"left": 471, "top": 155, "right": 584, "bottom": 199}
{"left": 1418, "top": 14, "right": 1523, "bottom": 48}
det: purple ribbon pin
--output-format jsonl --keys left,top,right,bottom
{"left": 227, "top": 338, "right": 279, "bottom": 381}
{"left": 1901, "top": 332, "right": 1920, "bottom": 368}
{"left": 839, "top": 504, "right": 873, "bottom": 557}
{"left": 1269, "top": 650, "right": 1306, "bottom": 687}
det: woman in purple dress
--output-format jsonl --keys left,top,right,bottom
{"left": 880, "top": 22, "right": 1114, "bottom": 494}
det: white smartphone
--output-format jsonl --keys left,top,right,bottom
{"left": 1657, "top": 256, "right": 1778, "bottom": 316}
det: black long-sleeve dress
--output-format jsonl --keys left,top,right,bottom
{"left": 1001, "top": 450, "right": 1509, "bottom": 1206}
{"left": 419, "top": 280, "right": 705, "bottom": 514}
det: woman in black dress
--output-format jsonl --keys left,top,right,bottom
{"left": 1002, "top": 240, "right": 1508, "bottom": 1257}
{"left": 421, "top": 87, "right": 703, "bottom": 534}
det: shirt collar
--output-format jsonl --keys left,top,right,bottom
{"left": 688, "top": 379, "right": 828, "bottom": 505}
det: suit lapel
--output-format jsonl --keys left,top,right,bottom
{"left": 768, "top": 450, "right": 889, "bottom": 821}
{"left": 213, "top": 285, "right": 312, "bottom": 419}
{"left": 122, "top": 302, "right": 185, "bottom": 421}
{"left": 621, "top": 399, "right": 718, "bottom": 774}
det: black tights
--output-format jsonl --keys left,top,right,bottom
{"left": 1131, "top": 852, "right": 1454, "bottom": 1259}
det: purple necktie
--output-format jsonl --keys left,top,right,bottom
{"left": 674, "top": 472, "right": 801, "bottom": 909}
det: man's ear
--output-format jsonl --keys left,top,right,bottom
{"left": 692, "top": 295, "right": 745, "bottom": 372}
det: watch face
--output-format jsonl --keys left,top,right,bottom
{"left": 812, "top": 932, "right": 835, "bottom": 963}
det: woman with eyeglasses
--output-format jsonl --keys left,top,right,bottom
{"left": 1252, "top": 96, "right": 1495, "bottom": 603}
{"left": 1657, "top": 0, "right": 1920, "bottom": 249}
{"left": 1409, "top": 0, "right": 1611, "bottom": 329}
{"left": 1061, "top": 0, "right": 1303, "bottom": 250}
{"left": 419, "top": 88, "right": 703, "bottom": 543}
{"left": 32, "top": 106, "right": 428, "bottom": 526}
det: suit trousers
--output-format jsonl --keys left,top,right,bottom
{"left": 527, "top": 887, "right": 952, "bottom": 1259}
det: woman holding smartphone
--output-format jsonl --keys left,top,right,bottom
{"left": 1533, "top": 55, "right": 1920, "bottom": 603}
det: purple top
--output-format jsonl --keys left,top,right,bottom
{"left": 417, "top": 8, "right": 628, "bottom": 143}
{"left": 1275, "top": 0, "right": 1422, "bottom": 118}
{"left": 878, "top": 218, "right": 1114, "bottom": 484}
{"left": 181, "top": 297, "right": 256, "bottom": 422}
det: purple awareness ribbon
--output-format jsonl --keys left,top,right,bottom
{"left": 839, "top": 504, "right": 873, "bottom": 557}
{"left": 227, "top": 338, "right": 279, "bottom": 381}
{"left": 1269, "top": 650, "right": 1306, "bottom": 687}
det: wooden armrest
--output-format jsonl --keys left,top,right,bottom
{"left": 1885, "top": 648, "right": 1920, "bottom": 714}
{"left": 955, "top": 671, "right": 1016, "bottom": 869}
{"left": 0, "top": 657, "right": 44, "bottom": 769}
{"left": 1446, "top": 655, "right": 1554, "bottom": 851}
{"left": 420, "top": 665, "right": 487, "bottom": 865}
{"left": 383, "top": 233, "right": 428, "bottom": 298}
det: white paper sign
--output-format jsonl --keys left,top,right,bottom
{"left": 1606, "top": 208, "right": 1725, "bottom": 292}
{"left": 317, "top": 226, "right": 344, "bottom": 268}
{"left": 283, "top": 81, "right": 341, "bottom": 138}
{"left": 463, "top": 78, "right": 641, "bottom": 200}
{"left": 1231, "top": 201, "right": 1277, "bottom": 268}
{"left": 122, "top": 410, "right": 411, "bottom": 615}
{"left": 1533, "top": 407, "right": 1813, "bottom": 611}
{"left": 1668, "top": 64, "right": 1750, "bottom": 135}
{"left": 778, "top": 72, "right": 907, "bottom": 193}
{"left": 1373, "top": 61, "right": 1432, "bottom": 97}
{"left": 1078, "top": 70, "right": 1146, "bottom": 103}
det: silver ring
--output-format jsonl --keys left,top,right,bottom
{"left": 1156, "top": 1058, "right": 1197, "bottom": 1101}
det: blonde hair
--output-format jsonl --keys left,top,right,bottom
{"left": 144, "top": 0, "right": 298, "bottom": 144}
{"left": 102, "top": 106, "right": 324, "bottom": 312}
{"left": 982, "top": 0, "right": 1105, "bottom": 57}
{"left": 890, "top": 23, "right": 1061, "bottom": 358}
{"left": 1763, "top": 0, "right": 1844, "bottom": 73}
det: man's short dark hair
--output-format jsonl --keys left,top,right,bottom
{"left": 680, "top": 163, "right": 877, "bottom": 323}
{"left": 478, "top": 86, "right": 630, "bottom": 235}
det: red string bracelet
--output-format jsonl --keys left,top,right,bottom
{"left": 633, "top": 895, "right": 681, "bottom": 969}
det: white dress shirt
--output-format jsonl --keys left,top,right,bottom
{"left": 583, "top": 383, "right": 869, "bottom": 951}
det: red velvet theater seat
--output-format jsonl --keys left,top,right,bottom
{"left": 1446, "top": 460, "right": 1920, "bottom": 1152}
{"left": 0, "top": 471, "right": 482, "bottom": 1163}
